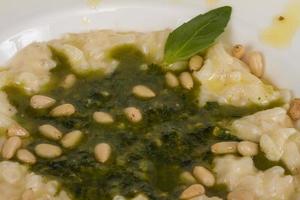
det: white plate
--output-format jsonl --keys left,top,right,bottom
{"left": 0, "top": 0, "right": 299, "bottom": 95}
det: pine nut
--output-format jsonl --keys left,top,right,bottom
{"left": 30, "top": 95, "right": 56, "bottom": 109}
{"left": 38, "top": 124, "right": 63, "bottom": 141}
{"left": 189, "top": 55, "right": 203, "bottom": 71}
{"left": 22, "top": 189, "right": 34, "bottom": 200}
{"left": 232, "top": 44, "right": 245, "bottom": 59}
{"left": 2, "top": 136, "right": 22, "bottom": 159}
{"left": 180, "top": 171, "right": 197, "bottom": 185}
{"left": 61, "top": 74, "right": 76, "bottom": 89}
{"left": 50, "top": 103, "right": 75, "bottom": 117}
{"left": 17, "top": 149, "right": 36, "bottom": 164}
{"left": 179, "top": 184, "right": 205, "bottom": 199}
{"left": 94, "top": 143, "right": 111, "bottom": 163}
{"left": 124, "top": 107, "right": 142, "bottom": 123}
{"left": 192, "top": 166, "right": 215, "bottom": 187}
{"left": 246, "top": 51, "right": 264, "bottom": 78}
{"left": 7, "top": 124, "right": 30, "bottom": 138}
{"left": 211, "top": 142, "right": 238, "bottom": 154}
{"left": 61, "top": 130, "right": 83, "bottom": 149}
{"left": 179, "top": 72, "right": 194, "bottom": 90}
{"left": 227, "top": 190, "right": 255, "bottom": 200}
{"left": 237, "top": 141, "right": 258, "bottom": 156}
{"left": 165, "top": 72, "right": 179, "bottom": 88}
{"left": 288, "top": 98, "right": 300, "bottom": 120}
{"left": 35, "top": 144, "right": 62, "bottom": 159}
{"left": 132, "top": 85, "right": 156, "bottom": 99}
{"left": 93, "top": 112, "right": 114, "bottom": 124}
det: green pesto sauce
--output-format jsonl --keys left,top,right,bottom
{"left": 3, "top": 45, "right": 284, "bottom": 200}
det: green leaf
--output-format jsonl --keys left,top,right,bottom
{"left": 163, "top": 6, "right": 232, "bottom": 64}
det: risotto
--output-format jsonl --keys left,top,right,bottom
{"left": 0, "top": 6, "right": 299, "bottom": 200}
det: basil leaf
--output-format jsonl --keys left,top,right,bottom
{"left": 164, "top": 6, "right": 232, "bottom": 64}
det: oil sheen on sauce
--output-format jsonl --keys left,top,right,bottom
{"left": 261, "top": 0, "right": 300, "bottom": 48}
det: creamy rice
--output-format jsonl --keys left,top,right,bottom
{"left": 0, "top": 161, "right": 70, "bottom": 200}
{"left": 214, "top": 155, "right": 296, "bottom": 200}
{"left": 193, "top": 43, "right": 281, "bottom": 107}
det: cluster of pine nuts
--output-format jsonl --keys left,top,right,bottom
{"left": 232, "top": 44, "right": 300, "bottom": 131}
{"left": 0, "top": 82, "right": 160, "bottom": 164}
{"left": 1, "top": 48, "right": 292, "bottom": 200}
{"left": 1, "top": 124, "right": 35, "bottom": 164}
{"left": 165, "top": 71, "right": 194, "bottom": 90}
{"left": 211, "top": 140, "right": 258, "bottom": 156}
{"left": 164, "top": 55, "right": 204, "bottom": 90}
{"left": 179, "top": 139, "right": 258, "bottom": 200}
{"left": 30, "top": 94, "right": 81, "bottom": 159}
{"left": 1, "top": 51, "right": 272, "bottom": 199}
{"left": 231, "top": 44, "right": 265, "bottom": 78}
{"left": 3, "top": 61, "right": 207, "bottom": 164}
{"left": 179, "top": 165, "right": 215, "bottom": 199}
{"left": 39, "top": 125, "right": 83, "bottom": 144}
{"left": 34, "top": 124, "right": 84, "bottom": 159}
{"left": 30, "top": 94, "right": 76, "bottom": 117}
{"left": 0, "top": 91, "right": 83, "bottom": 163}
{"left": 93, "top": 107, "right": 143, "bottom": 124}
{"left": 0, "top": 122, "right": 85, "bottom": 163}
{"left": 92, "top": 84, "right": 157, "bottom": 125}
{"left": 91, "top": 84, "right": 158, "bottom": 162}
